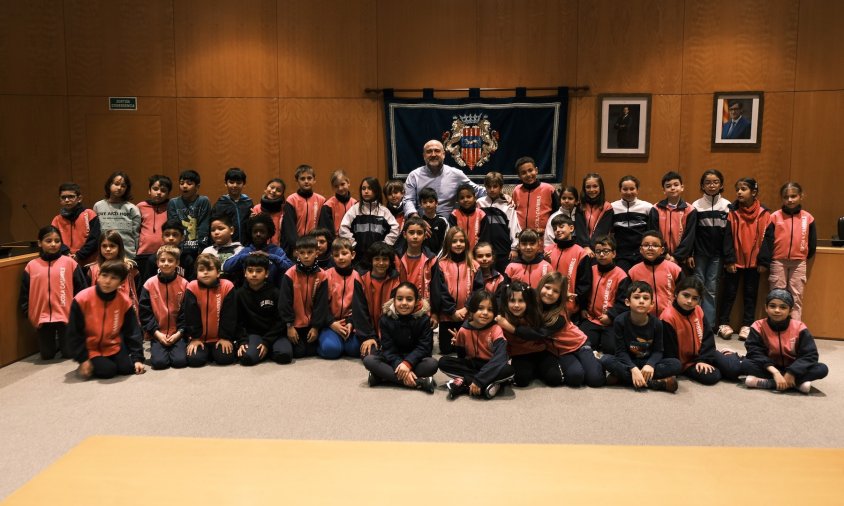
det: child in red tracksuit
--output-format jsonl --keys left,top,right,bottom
{"left": 758, "top": 182, "right": 816, "bottom": 321}
{"left": 449, "top": 183, "right": 489, "bottom": 251}
{"left": 505, "top": 229, "right": 552, "bottom": 288}
{"left": 719, "top": 177, "right": 770, "bottom": 340}
{"left": 431, "top": 227, "right": 478, "bottom": 354}
{"left": 279, "top": 235, "right": 329, "bottom": 359}
{"left": 136, "top": 175, "right": 172, "bottom": 285}
{"left": 138, "top": 245, "right": 188, "bottom": 370}
{"left": 648, "top": 171, "right": 696, "bottom": 266}
{"left": 545, "top": 214, "right": 591, "bottom": 319}
{"left": 20, "top": 225, "right": 88, "bottom": 359}
{"left": 317, "top": 238, "right": 361, "bottom": 359}
{"left": 471, "top": 242, "right": 507, "bottom": 295}
{"left": 494, "top": 281, "right": 558, "bottom": 387}
{"left": 439, "top": 290, "right": 514, "bottom": 399}
{"left": 252, "top": 178, "right": 286, "bottom": 246}
{"left": 578, "top": 235, "right": 629, "bottom": 354}
{"left": 511, "top": 156, "right": 558, "bottom": 234}
{"left": 352, "top": 241, "right": 401, "bottom": 357}
{"left": 86, "top": 230, "right": 140, "bottom": 321}
{"left": 51, "top": 182, "right": 100, "bottom": 265}
{"left": 184, "top": 253, "right": 237, "bottom": 367}
{"left": 576, "top": 173, "right": 614, "bottom": 258}
{"left": 742, "top": 289, "right": 828, "bottom": 394}
{"left": 397, "top": 216, "right": 437, "bottom": 302}
{"left": 281, "top": 164, "right": 326, "bottom": 256}
{"left": 67, "top": 259, "right": 145, "bottom": 379}
{"left": 319, "top": 169, "right": 356, "bottom": 236}
{"left": 660, "top": 276, "right": 742, "bottom": 385}
{"left": 628, "top": 230, "right": 683, "bottom": 316}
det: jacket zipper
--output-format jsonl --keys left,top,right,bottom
{"left": 787, "top": 214, "right": 794, "bottom": 260}
{"left": 47, "top": 261, "right": 53, "bottom": 321}
{"left": 99, "top": 301, "right": 108, "bottom": 355}
{"left": 204, "top": 289, "right": 209, "bottom": 342}
{"left": 164, "top": 284, "right": 171, "bottom": 335}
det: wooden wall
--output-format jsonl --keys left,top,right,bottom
{"left": 1, "top": 0, "right": 842, "bottom": 243}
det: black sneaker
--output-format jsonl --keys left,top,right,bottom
{"left": 446, "top": 379, "right": 468, "bottom": 399}
{"left": 483, "top": 382, "right": 502, "bottom": 399}
{"left": 367, "top": 372, "right": 380, "bottom": 387}
{"left": 416, "top": 376, "right": 436, "bottom": 394}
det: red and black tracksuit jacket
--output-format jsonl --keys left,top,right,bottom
{"left": 281, "top": 189, "right": 326, "bottom": 254}
{"left": 584, "top": 262, "right": 629, "bottom": 325}
{"left": 648, "top": 199, "right": 696, "bottom": 263}
{"left": 512, "top": 180, "right": 558, "bottom": 233}
{"left": 352, "top": 268, "right": 401, "bottom": 340}
{"left": 628, "top": 256, "right": 683, "bottom": 316}
{"left": 20, "top": 252, "right": 88, "bottom": 328}
{"left": 398, "top": 248, "right": 437, "bottom": 302}
{"left": 319, "top": 193, "right": 356, "bottom": 236}
{"left": 545, "top": 239, "right": 592, "bottom": 315}
{"left": 758, "top": 205, "right": 816, "bottom": 266}
{"left": 660, "top": 301, "right": 717, "bottom": 371}
{"left": 183, "top": 278, "right": 237, "bottom": 343}
{"left": 453, "top": 321, "right": 510, "bottom": 387}
{"left": 504, "top": 254, "right": 552, "bottom": 288}
{"left": 746, "top": 317, "right": 821, "bottom": 376}
{"left": 138, "top": 272, "right": 188, "bottom": 339}
{"left": 278, "top": 263, "right": 328, "bottom": 330}
{"left": 51, "top": 206, "right": 100, "bottom": 265}
{"left": 67, "top": 285, "right": 143, "bottom": 363}
{"left": 430, "top": 255, "right": 477, "bottom": 319}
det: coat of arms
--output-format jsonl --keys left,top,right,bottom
{"left": 442, "top": 113, "right": 499, "bottom": 170}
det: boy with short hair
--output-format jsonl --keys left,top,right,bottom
{"left": 545, "top": 214, "right": 592, "bottom": 318}
{"left": 252, "top": 178, "right": 286, "bottom": 245}
{"left": 511, "top": 156, "right": 559, "bottom": 234}
{"left": 648, "top": 171, "right": 696, "bottom": 265}
{"left": 318, "top": 238, "right": 362, "bottom": 359}
{"left": 279, "top": 235, "right": 329, "bottom": 358}
{"left": 319, "top": 169, "right": 356, "bottom": 235}
{"left": 599, "top": 281, "right": 682, "bottom": 392}
{"left": 309, "top": 227, "right": 334, "bottom": 270}
{"left": 235, "top": 254, "right": 291, "bottom": 365}
{"left": 353, "top": 241, "right": 401, "bottom": 357}
{"left": 578, "top": 236, "right": 629, "bottom": 354}
{"left": 213, "top": 167, "right": 253, "bottom": 245}
{"left": 384, "top": 179, "right": 407, "bottom": 232}
{"left": 281, "top": 164, "right": 326, "bottom": 256}
{"left": 167, "top": 169, "right": 211, "bottom": 264}
{"left": 448, "top": 183, "right": 488, "bottom": 251}
{"left": 224, "top": 213, "right": 293, "bottom": 286}
{"left": 52, "top": 182, "right": 100, "bottom": 265}
{"left": 627, "top": 230, "right": 684, "bottom": 316}
{"left": 201, "top": 213, "right": 244, "bottom": 267}
{"left": 397, "top": 216, "right": 437, "bottom": 302}
{"left": 67, "top": 259, "right": 145, "bottom": 379}
{"left": 184, "top": 253, "right": 237, "bottom": 367}
{"left": 418, "top": 187, "right": 449, "bottom": 255}
{"left": 504, "top": 229, "right": 552, "bottom": 287}
{"left": 136, "top": 175, "right": 173, "bottom": 285}
{"left": 144, "top": 219, "right": 194, "bottom": 282}
{"left": 138, "top": 245, "right": 188, "bottom": 370}
{"left": 476, "top": 171, "right": 520, "bottom": 273}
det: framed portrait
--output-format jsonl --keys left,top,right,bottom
{"left": 712, "top": 92, "right": 763, "bottom": 148}
{"left": 597, "top": 94, "right": 651, "bottom": 158}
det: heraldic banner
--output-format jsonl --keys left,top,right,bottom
{"left": 384, "top": 88, "right": 568, "bottom": 183}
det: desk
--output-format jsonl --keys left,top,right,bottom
{"left": 0, "top": 253, "right": 39, "bottom": 366}
{"left": 802, "top": 247, "right": 844, "bottom": 339}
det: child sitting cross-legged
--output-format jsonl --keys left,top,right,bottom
{"left": 235, "top": 254, "right": 292, "bottom": 365}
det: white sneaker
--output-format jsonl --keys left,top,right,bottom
{"left": 483, "top": 383, "right": 501, "bottom": 399}
{"left": 718, "top": 325, "right": 735, "bottom": 339}
{"left": 798, "top": 381, "right": 812, "bottom": 394}
{"left": 738, "top": 326, "right": 751, "bottom": 341}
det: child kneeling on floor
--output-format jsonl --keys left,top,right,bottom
{"left": 362, "top": 282, "right": 437, "bottom": 393}
{"left": 742, "top": 289, "right": 828, "bottom": 394}
{"left": 439, "top": 290, "right": 514, "bottom": 399}
{"left": 68, "top": 259, "right": 145, "bottom": 379}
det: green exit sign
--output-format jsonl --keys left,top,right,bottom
{"left": 109, "top": 97, "right": 137, "bottom": 111}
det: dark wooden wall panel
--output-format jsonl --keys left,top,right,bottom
{"left": 0, "top": 96, "right": 71, "bottom": 243}
{"left": 278, "top": 98, "right": 379, "bottom": 198}
{"left": 578, "top": 0, "right": 684, "bottom": 95}
{"left": 64, "top": 0, "right": 176, "bottom": 97}
{"left": 377, "top": 0, "right": 479, "bottom": 89}
{"left": 790, "top": 91, "right": 844, "bottom": 239}
{"left": 677, "top": 92, "right": 793, "bottom": 207}
{"left": 69, "top": 97, "right": 179, "bottom": 197}
{"left": 174, "top": 0, "right": 278, "bottom": 97}
{"left": 795, "top": 0, "right": 844, "bottom": 91}
{"left": 682, "top": 0, "right": 799, "bottom": 94}
{"left": 475, "top": 0, "right": 578, "bottom": 88}
{"left": 0, "top": 0, "right": 67, "bottom": 95}
{"left": 177, "top": 98, "right": 280, "bottom": 195}
{"left": 277, "top": 0, "right": 376, "bottom": 98}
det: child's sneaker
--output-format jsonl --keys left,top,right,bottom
{"left": 717, "top": 325, "right": 735, "bottom": 340}
{"left": 745, "top": 375, "right": 775, "bottom": 390}
{"left": 446, "top": 378, "right": 468, "bottom": 399}
{"left": 416, "top": 376, "right": 436, "bottom": 394}
{"left": 738, "top": 326, "right": 751, "bottom": 341}
{"left": 483, "top": 382, "right": 501, "bottom": 399}
{"left": 605, "top": 373, "right": 620, "bottom": 386}
{"left": 367, "top": 372, "right": 380, "bottom": 387}
{"left": 798, "top": 381, "right": 812, "bottom": 394}
{"left": 648, "top": 376, "right": 678, "bottom": 393}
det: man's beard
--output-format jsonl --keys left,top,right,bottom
{"left": 426, "top": 158, "right": 443, "bottom": 171}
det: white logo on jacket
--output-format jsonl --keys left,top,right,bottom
{"left": 59, "top": 267, "right": 67, "bottom": 307}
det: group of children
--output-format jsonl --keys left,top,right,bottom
{"left": 19, "top": 159, "right": 828, "bottom": 397}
